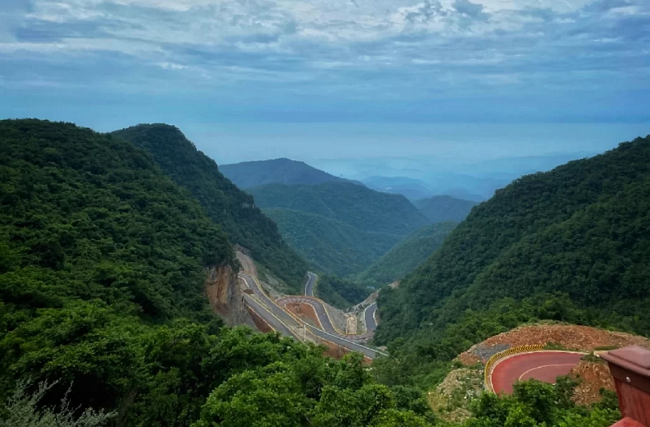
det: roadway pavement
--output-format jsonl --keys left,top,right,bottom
{"left": 364, "top": 303, "right": 378, "bottom": 332}
{"left": 304, "top": 272, "right": 316, "bottom": 297}
{"left": 305, "top": 324, "right": 383, "bottom": 358}
{"left": 240, "top": 272, "right": 385, "bottom": 359}
{"left": 244, "top": 294, "right": 298, "bottom": 339}
{"left": 491, "top": 351, "right": 583, "bottom": 394}
{"left": 241, "top": 274, "right": 301, "bottom": 329}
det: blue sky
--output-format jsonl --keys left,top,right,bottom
{"left": 1, "top": 0, "right": 649, "bottom": 162}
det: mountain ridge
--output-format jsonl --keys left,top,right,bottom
{"left": 414, "top": 195, "right": 477, "bottom": 223}
{"left": 248, "top": 181, "right": 430, "bottom": 236}
{"left": 357, "top": 222, "right": 456, "bottom": 287}
{"left": 376, "top": 135, "right": 650, "bottom": 348}
{"left": 263, "top": 207, "right": 402, "bottom": 277}
{"left": 220, "top": 157, "right": 362, "bottom": 189}
{"left": 111, "top": 124, "right": 309, "bottom": 293}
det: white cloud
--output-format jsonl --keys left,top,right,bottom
{"left": 1, "top": 0, "right": 649, "bottom": 106}
{"left": 157, "top": 62, "right": 187, "bottom": 70}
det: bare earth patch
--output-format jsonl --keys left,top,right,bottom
{"left": 570, "top": 360, "right": 616, "bottom": 406}
{"left": 439, "top": 323, "right": 650, "bottom": 411}
{"left": 285, "top": 302, "right": 321, "bottom": 328}
{"left": 428, "top": 367, "right": 483, "bottom": 424}
{"left": 460, "top": 323, "right": 650, "bottom": 364}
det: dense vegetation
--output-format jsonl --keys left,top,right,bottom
{"left": 414, "top": 196, "right": 477, "bottom": 223}
{"left": 0, "top": 120, "right": 440, "bottom": 427}
{"left": 0, "top": 119, "right": 631, "bottom": 427}
{"left": 357, "top": 222, "right": 456, "bottom": 287}
{"left": 0, "top": 119, "right": 234, "bottom": 422}
{"left": 248, "top": 182, "right": 430, "bottom": 236}
{"left": 374, "top": 136, "right": 650, "bottom": 387}
{"left": 264, "top": 208, "right": 402, "bottom": 277}
{"left": 464, "top": 378, "right": 620, "bottom": 427}
{"left": 220, "top": 158, "right": 358, "bottom": 188}
{"left": 314, "top": 274, "right": 373, "bottom": 309}
{"left": 112, "top": 125, "right": 307, "bottom": 293}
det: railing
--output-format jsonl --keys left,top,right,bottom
{"left": 483, "top": 344, "right": 545, "bottom": 392}
{"left": 602, "top": 345, "right": 650, "bottom": 427}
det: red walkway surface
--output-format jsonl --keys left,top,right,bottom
{"left": 491, "top": 351, "right": 584, "bottom": 394}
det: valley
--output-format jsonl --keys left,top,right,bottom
{"left": 1, "top": 119, "right": 649, "bottom": 427}
{"left": 3, "top": 1, "right": 650, "bottom": 425}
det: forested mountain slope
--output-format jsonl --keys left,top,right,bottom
{"left": 264, "top": 208, "right": 402, "bottom": 277}
{"left": 376, "top": 136, "right": 650, "bottom": 349}
{"left": 0, "top": 119, "right": 235, "bottom": 420}
{"left": 112, "top": 124, "right": 307, "bottom": 292}
{"left": 220, "top": 157, "right": 358, "bottom": 188}
{"left": 414, "top": 195, "right": 477, "bottom": 223}
{"left": 0, "top": 120, "right": 440, "bottom": 427}
{"left": 357, "top": 222, "right": 456, "bottom": 287}
{"left": 248, "top": 182, "right": 429, "bottom": 236}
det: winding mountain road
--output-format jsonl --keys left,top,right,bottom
{"left": 364, "top": 303, "right": 378, "bottom": 332}
{"left": 304, "top": 272, "right": 316, "bottom": 297}
{"left": 240, "top": 272, "right": 385, "bottom": 359}
{"left": 244, "top": 294, "right": 298, "bottom": 339}
{"left": 490, "top": 351, "right": 584, "bottom": 394}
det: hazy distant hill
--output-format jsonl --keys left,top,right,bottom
{"left": 414, "top": 195, "right": 477, "bottom": 223}
{"left": 248, "top": 181, "right": 430, "bottom": 236}
{"left": 357, "top": 222, "right": 456, "bottom": 287}
{"left": 220, "top": 158, "right": 359, "bottom": 189}
{"left": 112, "top": 125, "right": 308, "bottom": 292}
{"left": 264, "top": 208, "right": 402, "bottom": 277}
{"left": 363, "top": 176, "right": 434, "bottom": 200}
{"left": 377, "top": 135, "right": 650, "bottom": 350}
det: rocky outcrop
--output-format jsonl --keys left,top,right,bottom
{"left": 205, "top": 264, "right": 255, "bottom": 327}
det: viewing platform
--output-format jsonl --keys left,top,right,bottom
{"left": 603, "top": 346, "right": 650, "bottom": 427}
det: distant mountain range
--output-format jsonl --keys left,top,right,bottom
{"left": 314, "top": 152, "right": 597, "bottom": 201}
{"left": 263, "top": 208, "right": 402, "bottom": 278}
{"left": 220, "top": 158, "right": 362, "bottom": 189}
{"left": 247, "top": 181, "right": 430, "bottom": 276}
{"left": 376, "top": 135, "right": 650, "bottom": 350}
{"left": 414, "top": 195, "right": 478, "bottom": 223}
{"left": 248, "top": 182, "right": 429, "bottom": 236}
{"left": 363, "top": 176, "right": 436, "bottom": 201}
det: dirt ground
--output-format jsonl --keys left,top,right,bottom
{"left": 246, "top": 306, "right": 273, "bottom": 333}
{"left": 445, "top": 323, "right": 650, "bottom": 408}
{"left": 569, "top": 360, "right": 616, "bottom": 405}
{"left": 285, "top": 302, "right": 322, "bottom": 328}
{"left": 459, "top": 323, "right": 650, "bottom": 365}
{"left": 345, "top": 314, "right": 357, "bottom": 334}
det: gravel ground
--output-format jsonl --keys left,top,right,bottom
{"left": 470, "top": 343, "right": 511, "bottom": 362}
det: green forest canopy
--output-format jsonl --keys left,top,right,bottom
{"left": 263, "top": 207, "right": 402, "bottom": 278}
{"left": 374, "top": 135, "right": 650, "bottom": 388}
{"left": 356, "top": 222, "right": 456, "bottom": 287}
{"left": 0, "top": 119, "right": 436, "bottom": 427}
{"left": 413, "top": 196, "right": 477, "bottom": 224}
{"left": 112, "top": 124, "right": 308, "bottom": 293}
{"left": 0, "top": 120, "right": 629, "bottom": 427}
{"left": 248, "top": 181, "right": 430, "bottom": 236}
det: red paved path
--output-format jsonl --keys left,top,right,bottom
{"left": 491, "top": 351, "right": 584, "bottom": 394}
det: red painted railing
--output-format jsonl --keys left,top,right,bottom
{"left": 602, "top": 345, "right": 650, "bottom": 427}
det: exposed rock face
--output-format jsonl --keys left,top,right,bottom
{"left": 205, "top": 264, "right": 255, "bottom": 328}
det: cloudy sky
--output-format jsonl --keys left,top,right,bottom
{"left": 1, "top": 0, "right": 649, "bottom": 162}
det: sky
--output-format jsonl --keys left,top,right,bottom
{"left": 1, "top": 0, "right": 649, "bottom": 163}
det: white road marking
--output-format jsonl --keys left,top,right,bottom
{"left": 518, "top": 363, "right": 577, "bottom": 381}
